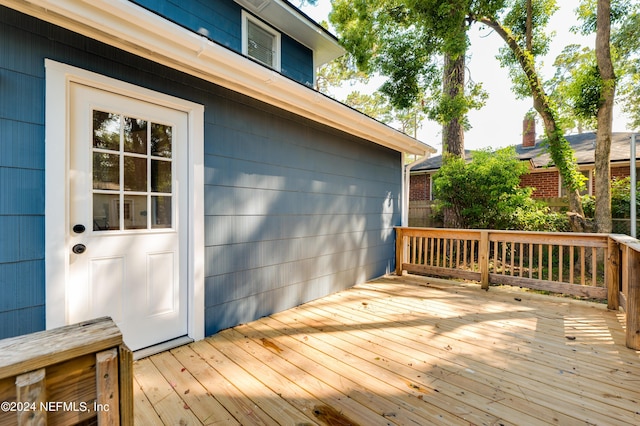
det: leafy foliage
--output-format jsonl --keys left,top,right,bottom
{"left": 582, "top": 177, "right": 640, "bottom": 219}
{"left": 328, "top": 0, "right": 590, "bottom": 216}
{"left": 315, "top": 52, "right": 370, "bottom": 96}
{"left": 316, "top": 53, "right": 426, "bottom": 135}
{"left": 611, "top": 8, "right": 640, "bottom": 129}
{"left": 329, "top": 0, "right": 489, "bottom": 121}
{"left": 570, "top": 0, "right": 640, "bottom": 130}
{"left": 432, "top": 147, "right": 568, "bottom": 230}
{"left": 548, "top": 44, "right": 598, "bottom": 132}
{"left": 495, "top": 0, "right": 558, "bottom": 99}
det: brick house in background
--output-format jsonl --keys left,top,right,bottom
{"left": 409, "top": 126, "right": 639, "bottom": 226}
{"left": 516, "top": 132, "right": 638, "bottom": 199}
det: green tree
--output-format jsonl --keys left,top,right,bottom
{"left": 330, "top": 1, "right": 588, "bottom": 228}
{"left": 472, "top": 1, "right": 587, "bottom": 225}
{"left": 432, "top": 147, "right": 567, "bottom": 230}
{"left": 548, "top": 44, "right": 598, "bottom": 133}
{"left": 571, "top": 1, "right": 640, "bottom": 129}
{"left": 316, "top": 56, "right": 427, "bottom": 138}
{"left": 614, "top": 10, "right": 640, "bottom": 129}
{"left": 329, "top": 0, "right": 492, "bottom": 160}
{"left": 566, "top": 0, "right": 640, "bottom": 233}
{"left": 593, "top": 0, "right": 616, "bottom": 234}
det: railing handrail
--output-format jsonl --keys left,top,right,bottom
{"left": 400, "top": 226, "right": 611, "bottom": 238}
{"left": 395, "top": 226, "right": 640, "bottom": 350}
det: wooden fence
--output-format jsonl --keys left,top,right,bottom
{"left": 395, "top": 227, "right": 640, "bottom": 350}
{"left": 0, "top": 317, "right": 133, "bottom": 425}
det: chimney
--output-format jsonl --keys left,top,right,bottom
{"left": 522, "top": 117, "right": 536, "bottom": 148}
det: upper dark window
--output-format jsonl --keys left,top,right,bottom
{"left": 242, "top": 11, "right": 280, "bottom": 70}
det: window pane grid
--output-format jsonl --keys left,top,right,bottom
{"left": 92, "top": 109, "right": 173, "bottom": 232}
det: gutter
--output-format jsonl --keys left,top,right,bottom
{"left": 2, "top": 0, "right": 435, "bottom": 156}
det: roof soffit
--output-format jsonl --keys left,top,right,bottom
{"left": 234, "top": 0, "right": 345, "bottom": 65}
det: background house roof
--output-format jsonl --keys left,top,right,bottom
{"left": 411, "top": 132, "right": 638, "bottom": 173}
{"left": 515, "top": 132, "right": 638, "bottom": 168}
{"left": 410, "top": 150, "right": 474, "bottom": 172}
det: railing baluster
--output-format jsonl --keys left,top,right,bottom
{"left": 411, "top": 236, "right": 416, "bottom": 264}
{"left": 581, "top": 246, "right": 586, "bottom": 285}
{"left": 538, "top": 244, "right": 543, "bottom": 280}
{"left": 417, "top": 236, "right": 423, "bottom": 265}
{"left": 519, "top": 242, "right": 524, "bottom": 277}
{"left": 528, "top": 243, "right": 533, "bottom": 279}
{"left": 456, "top": 239, "right": 461, "bottom": 268}
{"left": 510, "top": 242, "right": 515, "bottom": 276}
{"left": 464, "top": 239, "right": 469, "bottom": 269}
{"left": 569, "top": 245, "right": 575, "bottom": 284}
{"left": 558, "top": 245, "right": 563, "bottom": 283}
{"left": 502, "top": 242, "right": 507, "bottom": 275}
{"left": 429, "top": 237, "right": 434, "bottom": 266}
{"left": 592, "top": 247, "right": 597, "bottom": 286}
{"left": 449, "top": 239, "right": 455, "bottom": 268}
{"left": 493, "top": 240, "right": 498, "bottom": 274}
{"left": 470, "top": 239, "right": 476, "bottom": 271}
{"left": 548, "top": 244, "right": 553, "bottom": 281}
{"left": 436, "top": 237, "right": 441, "bottom": 268}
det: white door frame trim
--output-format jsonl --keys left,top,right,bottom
{"left": 44, "top": 59, "right": 205, "bottom": 343}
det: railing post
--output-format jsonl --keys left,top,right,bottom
{"left": 395, "top": 227, "right": 404, "bottom": 276}
{"left": 606, "top": 237, "right": 620, "bottom": 311}
{"left": 479, "top": 230, "right": 489, "bottom": 290}
{"left": 626, "top": 246, "right": 640, "bottom": 350}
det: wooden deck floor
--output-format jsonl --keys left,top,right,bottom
{"left": 133, "top": 275, "right": 640, "bottom": 425}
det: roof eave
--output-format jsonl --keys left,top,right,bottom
{"left": 3, "top": 0, "right": 434, "bottom": 156}
{"left": 234, "top": 0, "right": 345, "bottom": 66}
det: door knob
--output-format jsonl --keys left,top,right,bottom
{"left": 72, "top": 244, "right": 86, "bottom": 254}
{"left": 73, "top": 224, "right": 86, "bottom": 233}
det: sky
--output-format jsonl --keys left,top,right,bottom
{"left": 300, "top": 0, "right": 631, "bottom": 154}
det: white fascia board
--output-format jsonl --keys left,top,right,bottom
{"left": 4, "top": 0, "right": 434, "bottom": 156}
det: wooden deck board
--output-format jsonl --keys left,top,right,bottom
{"left": 239, "top": 315, "right": 468, "bottom": 425}
{"left": 305, "top": 284, "right": 637, "bottom": 425}
{"left": 135, "top": 275, "right": 640, "bottom": 425}
{"left": 278, "top": 299, "right": 577, "bottom": 425}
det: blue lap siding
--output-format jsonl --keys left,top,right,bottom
{"left": 0, "top": 5, "right": 400, "bottom": 339}
{"left": 132, "top": 0, "right": 314, "bottom": 86}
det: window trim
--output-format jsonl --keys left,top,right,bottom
{"left": 45, "top": 59, "right": 205, "bottom": 343}
{"left": 241, "top": 10, "right": 281, "bottom": 71}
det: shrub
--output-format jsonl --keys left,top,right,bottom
{"left": 581, "top": 177, "right": 639, "bottom": 219}
{"left": 611, "top": 177, "right": 640, "bottom": 218}
{"left": 432, "top": 147, "right": 568, "bottom": 231}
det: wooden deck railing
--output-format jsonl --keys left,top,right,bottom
{"left": 0, "top": 317, "right": 133, "bottom": 425}
{"left": 395, "top": 227, "right": 640, "bottom": 350}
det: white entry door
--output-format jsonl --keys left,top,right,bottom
{"left": 67, "top": 83, "right": 188, "bottom": 351}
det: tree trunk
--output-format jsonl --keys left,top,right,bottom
{"left": 442, "top": 52, "right": 466, "bottom": 228}
{"left": 595, "top": 0, "right": 615, "bottom": 233}
{"left": 442, "top": 52, "right": 466, "bottom": 158}
{"left": 479, "top": 17, "right": 586, "bottom": 225}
